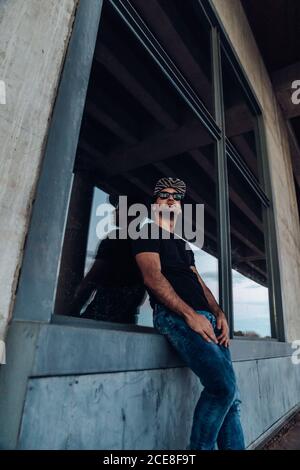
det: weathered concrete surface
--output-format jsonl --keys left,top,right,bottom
{"left": 0, "top": 322, "right": 40, "bottom": 450}
{"left": 211, "top": 0, "right": 300, "bottom": 342}
{"left": 1, "top": 319, "right": 299, "bottom": 449}
{"left": 257, "top": 356, "right": 300, "bottom": 430}
{"left": 0, "top": 0, "right": 79, "bottom": 363}
{"left": 18, "top": 368, "right": 199, "bottom": 450}
{"left": 16, "top": 357, "right": 300, "bottom": 449}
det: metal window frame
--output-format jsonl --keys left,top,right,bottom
{"left": 211, "top": 27, "right": 234, "bottom": 336}
{"left": 12, "top": 0, "right": 285, "bottom": 343}
{"left": 200, "top": 0, "right": 285, "bottom": 340}
{"left": 226, "top": 139, "right": 270, "bottom": 208}
{"left": 255, "top": 116, "right": 285, "bottom": 341}
{"left": 108, "top": 0, "right": 221, "bottom": 140}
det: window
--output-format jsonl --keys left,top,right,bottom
{"left": 52, "top": 0, "right": 282, "bottom": 340}
{"left": 222, "top": 50, "right": 262, "bottom": 182}
{"left": 54, "top": 0, "right": 219, "bottom": 328}
{"left": 227, "top": 159, "right": 271, "bottom": 337}
{"left": 131, "top": 0, "right": 215, "bottom": 116}
{"left": 221, "top": 47, "right": 274, "bottom": 338}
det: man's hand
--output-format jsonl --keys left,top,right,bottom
{"left": 216, "top": 312, "right": 230, "bottom": 347}
{"left": 190, "top": 266, "right": 230, "bottom": 347}
{"left": 185, "top": 314, "right": 219, "bottom": 344}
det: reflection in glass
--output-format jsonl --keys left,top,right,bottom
{"left": 221, "top": 48, "right": 261, "bottom": 182}
{"left": 55, "top": 1, "right": 219, "bottom": 328}
{"left": 131, "top": 0, "right": 215, "bottom": 116}
{"left": 228, "top": 158, "right": 271, "bottom": 338}
{"left": 193, "top": 249, "right": 218, "bottom": 303}
{"left": 85, "top": 188, "right": 115, "bottom": 273}
{"left": 65, "top": 188, "right": 146, "bottom": 323}
{"left": 232, "top": 269, "right": 270, "bottom": 338}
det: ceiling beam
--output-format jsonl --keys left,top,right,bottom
{"left": 130, "top": 0, "right": 212, "bottom": 110}
{"left": 87, "top": 101, "right": 138, "bottom": 146}
{"left": 106, "top": 119, "right": 212, "bottom": 175}
{"left": 95, "top": 44, "right": 178, "bottom": 131}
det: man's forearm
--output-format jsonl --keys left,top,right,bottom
{"left": 202, "top": 283, "right": 224, "bottom": 318}
{"left": 191, "top": 267, "right": 225, "bottom": 318}
{"left": 144, "top": 272, "right": 196, "bottom": 320}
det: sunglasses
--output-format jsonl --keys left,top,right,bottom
{"left": 157, "top": 191, "right": 184, "bottom": 201}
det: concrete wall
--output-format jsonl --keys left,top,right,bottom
{"left": 0, "top": 0, "right": 79, "bottom": 363}
{"left": 0, "top": 319, "right": 299, "bottom": 450}
{"left": 16, "top": 354, "right": 300, "bottom": 449}
{"left": 211, "top": 0, "right": 300, "bottom": 342}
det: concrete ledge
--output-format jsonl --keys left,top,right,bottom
{"left": 22, "top": 316, "right": 295, "bottom": 377}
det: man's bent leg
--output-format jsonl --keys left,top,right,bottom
{"left": 154, "top": 307, "right": 243, "bottom": 450}
{"left": 217, "top": 396, "right": 245, "bottom": 449}
{"left": 210, "top": 334, "right": 245, "bottom": 450}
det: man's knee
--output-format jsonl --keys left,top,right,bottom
{"left": 208, "top": 376, "right": 237, "bottom": 407}
{"left": 220, "top": 382, "right": 236, "bottom": 405}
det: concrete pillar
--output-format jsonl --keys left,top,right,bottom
{"left": 0, "top": 0, "right": 80, "bottom": 363}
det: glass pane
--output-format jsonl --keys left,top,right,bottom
{"left": 131, "top": 0, "right": 215, "bottom": 116}
{"left": 228, "top": 157, "right": 272, "bottom": 338}
{"left": 221, "top": 49, "right": 261, "bottom": 182}
{"left": 194, "top": 249, "right": 219, "bottom": 302}
{"left": 85, "top": 188, "right": 114, "bottom": 274}
{"left": 55, "top": 1, "right": 219, "bottom": 328}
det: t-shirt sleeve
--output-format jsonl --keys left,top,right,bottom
{"left": 131, "top": 224, "right": 161, "bottom": 257}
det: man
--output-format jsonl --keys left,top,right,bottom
{"left": 131, "top": 177, "right": 245, "bottom": 450}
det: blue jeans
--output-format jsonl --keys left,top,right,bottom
{"left": 153, "top": 304, "right": 245, "bottom": 450}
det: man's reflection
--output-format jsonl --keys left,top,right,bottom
{"left": 69, "top": 195, "right": 146, "bottom": 324}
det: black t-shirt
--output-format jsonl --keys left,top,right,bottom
{"left": 131, "top": 223, "right": 212, "bottom": 313}
{"left": 95, "top": 228, "right": 143, "bottom": 287}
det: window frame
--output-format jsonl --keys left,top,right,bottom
{"left": 211, "top": 13, "right": 284, "bottom": 340}
{"left": 13, "top": 0, "right": 285, "bottom": 343}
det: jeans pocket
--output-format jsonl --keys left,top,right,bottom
{"left": 196, "top": 310, "right": 216, "bottom": 327}
{"left": 154, "top": 311, "right": 184, "bottom": 337}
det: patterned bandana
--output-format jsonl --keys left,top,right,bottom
{"left": 153, "top": 177, "right": 186, "bottom": 198}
